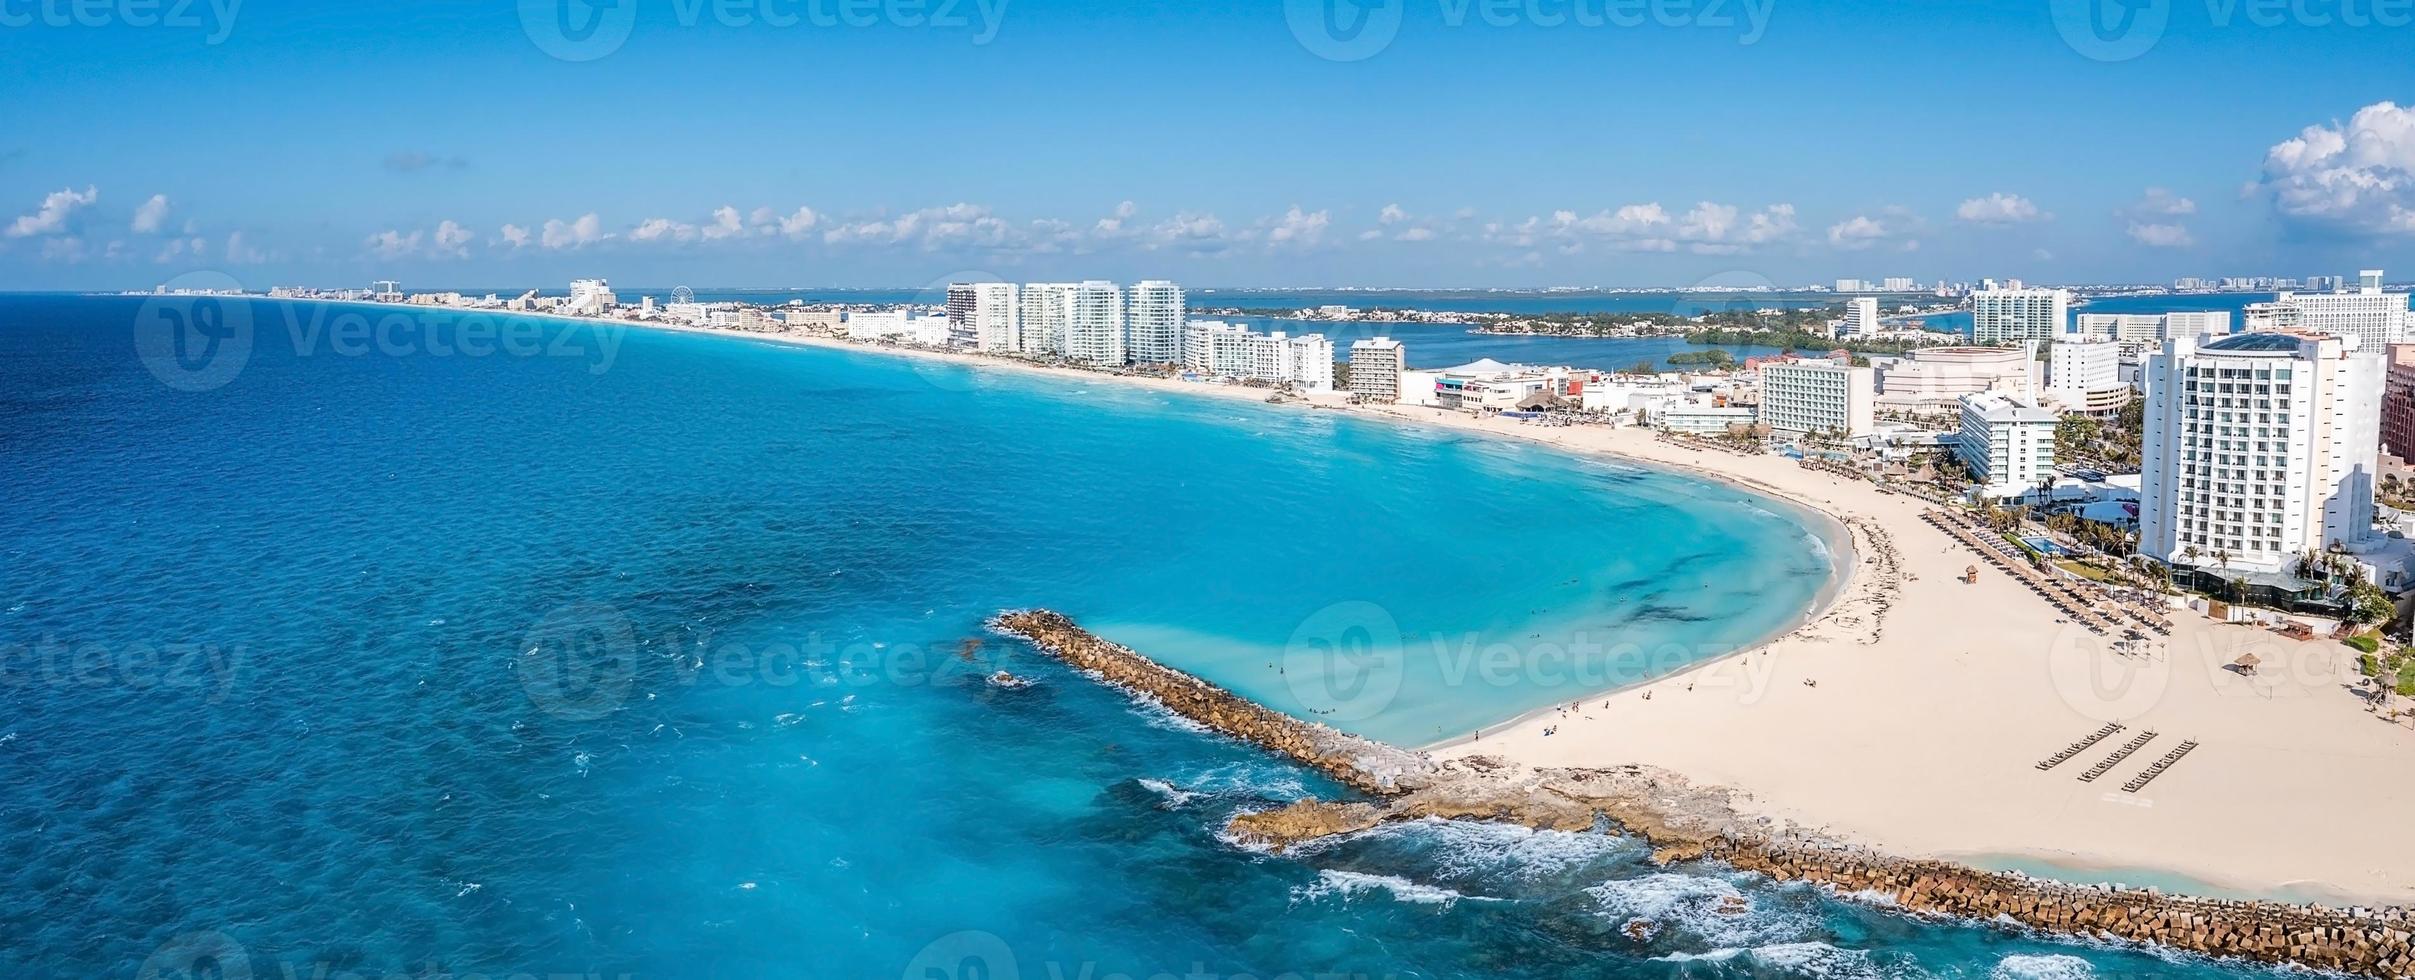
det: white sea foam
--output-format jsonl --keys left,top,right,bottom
{"left": 1587, "top": 871, "right": 1817, "bottom": 949}
{"left": 1136, "top": 778, "right": 1199, "bottom": 808}
{"left": 1365, "top": 817, "right": 1639, "bottom": 882}
{"left": 1290, "top": 869, "right": 1494, "bottom": 909}
{"left": 1166, "top": 762, "right": 1310, "bottom": 802}
{"left": 1991, "top": 953, "right": 2095, "bottom": 980}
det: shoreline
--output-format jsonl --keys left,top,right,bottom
{"left": 240, "top": 296, "right": 2415, "bottom": 907}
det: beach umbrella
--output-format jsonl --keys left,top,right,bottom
{"left": 2233, "top": 653, "right": 2262, "bottom": 673}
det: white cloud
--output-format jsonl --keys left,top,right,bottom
{"left": 1094, "top": 199, "right": 1139, "bottom": 235}
{"left": 432, "top": 220, "right": 473, "bottom": 258}
{"left": 630, "top": 216, "right": 698, "bottom": 243}
{"left": 1378, "top": 203, "right": 1408, "bottom": 225}
{"left": 8, "top": 185, "right": 98, "bottom": 238}
{"left": 155, "top": 235, "right": 207, "bottom": 263}
{"left": 1956, "top": 192, "right": 2048, "bottom": 225}
{"left": 499, "top": 224, "right": 531, "bottom": 249}
{"left": 39, "top": 236, "right": 88, "bottom": 262}
{"left": 1827, "top": 215, "right": 1890, "bottom": 250}
{"left": 541, "top": 213, "right": 609, "bottom": 250}
{"left": 2255, "top": 100, "right": 2415, "bottom": 237}
{"left": 131, "top": 194, "right": 170, "bottom": 234}
{"left": 701, "top": 205, "right": 744, "bottom": 242}
{"left": 1515, "top": 201, "right": 1795, "bottom": 254}
{"left": 365, "top": 228, "right": 424, "bottom": 259}
{"left": 1265, "top": 206, "right": 1331, "bottom": 246}
{"left": 1396, "top": 226, "right": 1436, "bottom": 242}
{"left": 223, "top": 231, "right": 267, "bottom": 265}
{"left": 2132, "top": 188, "right": 2197, "bottom": 216}
{"left": 2127, "top": 221, "right": 2195, "bottom": 248}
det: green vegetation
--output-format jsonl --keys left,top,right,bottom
{"left": 1664, "top": 349, "right": 1737, "bottom": 368}
{"left": 2399, "top": 671, "right": 2415, "bottom": 698}
{"left": 2345, "top": 633, "right": 2381, "bottom": 655}
{"left": 2361, "top": 653, "right": 2382, "bottom": 677}
{"left": 2054, "top": 399, "right": 2145, "bottom": 471}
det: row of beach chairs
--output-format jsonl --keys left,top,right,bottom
{"left": 2077, "top": 730, "right": 2160, "bottom": 783}
{"left": 2036, "top": 723, "right": 2125, "bottom": 771}
{"left": 1923, "top": 510, "right": 2174, "bottom": 639}
{"left": 2121, "top": 740, "right": 2198, "bottom": 794}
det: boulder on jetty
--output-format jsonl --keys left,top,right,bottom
{"left": 988, "top": 608, "right": 2415, "bottom": 980}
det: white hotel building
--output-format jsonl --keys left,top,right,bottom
{"left": 1841, "top": 297, "right": 1880, "bottom": 338}
{"left": 1957, "top": 391, "right": 2060, "bottom": 500}
{"left": 2074, "top": 311, "right": 2231, "bottom": 349}
{"left": 963, "top": 282, "right": 1020, "bottom": 352}
{"left": 1125, "top": 281, "right": 1185, "bottom": 364}
{"left": 2046, "top": 339, "right": 2130, "bottom": 415}
{"left": 1972, "top": 287, "right": 2071, "bottom": 344}
{"left": 1757, "top": 358, "right": 1874, "bottom": 437}
{"left": 1348, "top": 337, "right": 1406, "bottom": 404}
{"left": 1063, "top": 281, "right": 1126, "bottom": 366}
{"left": 2138, "top": 332, "right": 2382, "bottom": 577}
{"left": 1181, "top": 320, "right": 1333, "bottom": 390}
{"left": 2244, "top": 270, "right": 2409, "bottom": 352}
{"left": 1018, "top": 283, "right": 1075, "bottom": 357}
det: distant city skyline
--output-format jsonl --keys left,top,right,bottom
{"left": 4, "top": 1, "right": 2415, "bottom": 289}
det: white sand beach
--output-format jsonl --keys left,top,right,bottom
{"left": 331, "top": 306, "right": 2415, "bottom": 906}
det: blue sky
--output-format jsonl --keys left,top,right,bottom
{"left": 2, "top": 0, "right": 2412, "bottom": 288}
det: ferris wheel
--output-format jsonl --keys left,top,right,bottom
{"left": 670, "top": 285, "right": 695, "bottom": 304}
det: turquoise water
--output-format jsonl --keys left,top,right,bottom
{"left": 0, "top": 295, "right": 2290, "bottom": 978}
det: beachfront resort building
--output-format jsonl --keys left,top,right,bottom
{"left": 1957, "top": 391, "right": 2060, "bottom": 500}
{"left": 1349, "top": 337, "right": 1406, "bottom": 404}
{"left": 957, "top": 282, "right": 1019, "bottom": 352}
{"left": 1842, "top": 297, "right": 1880, "bottom": 339}
{"left": 1875, "top": 345, "right": 2038, "bottom": 414}
{"left": 1757, "top": 358, "right": 1875, "bottom": 438}
{"left": 2047, "top": 339, "right": 2131, "bottom": 415}
{"left": 2242, "top": 271, "right": 2409, "bottom": 353}
{"left": 1126, "top": 281, "right": 1185, "bottom": 364}
{"left": 2384, "top": 345, "right": 2415, "bottom": 461}
{"left": 2074, "top": 311, "right": 2231, "bottom": 351}
{"left": 2138, "top": 331, "right": 2383, "bottom": 577}
{"left": 1972, "top": 287, "right": 2071, "bottom": 345}
{"left": 1063, "top": 281, "right": 1126, "bottom": 366}
{"left": 565, "top": 278, "right": 616, "bottom": 316}
{"left": 1181, "top": 320, "right": 1333, "bottom": 390}
{"left": 1184, "top": 320, "right": 1254, "bottom": 376}
{"left": 1017, "top": 283, "right": 1075, "bottom": 357}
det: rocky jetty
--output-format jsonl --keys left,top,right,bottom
{"left": 989, "top": 608, "right": 2415, "bottom": 979}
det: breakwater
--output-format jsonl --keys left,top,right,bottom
{"left": 989, "top": 608, "right": 2415, "bottom": 979}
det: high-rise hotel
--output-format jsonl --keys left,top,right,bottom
{"left": 2138, "top": 331, "right": 2381, "bottom": 577}
{"left": 2243, "top": 269, "right": 2408, "bottom": 352}
{"left": 954, "top": 279, "right": 1186, "bottom": 365}
{"left": 1124, "top": 281, "right": 1185, "bottom": 364}
{"left": 1971, "top": 285, "right": 2072, "bottom": 345}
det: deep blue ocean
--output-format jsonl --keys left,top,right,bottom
{"left": 0, "top": 295, "right": 2290, "bottom": 979}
